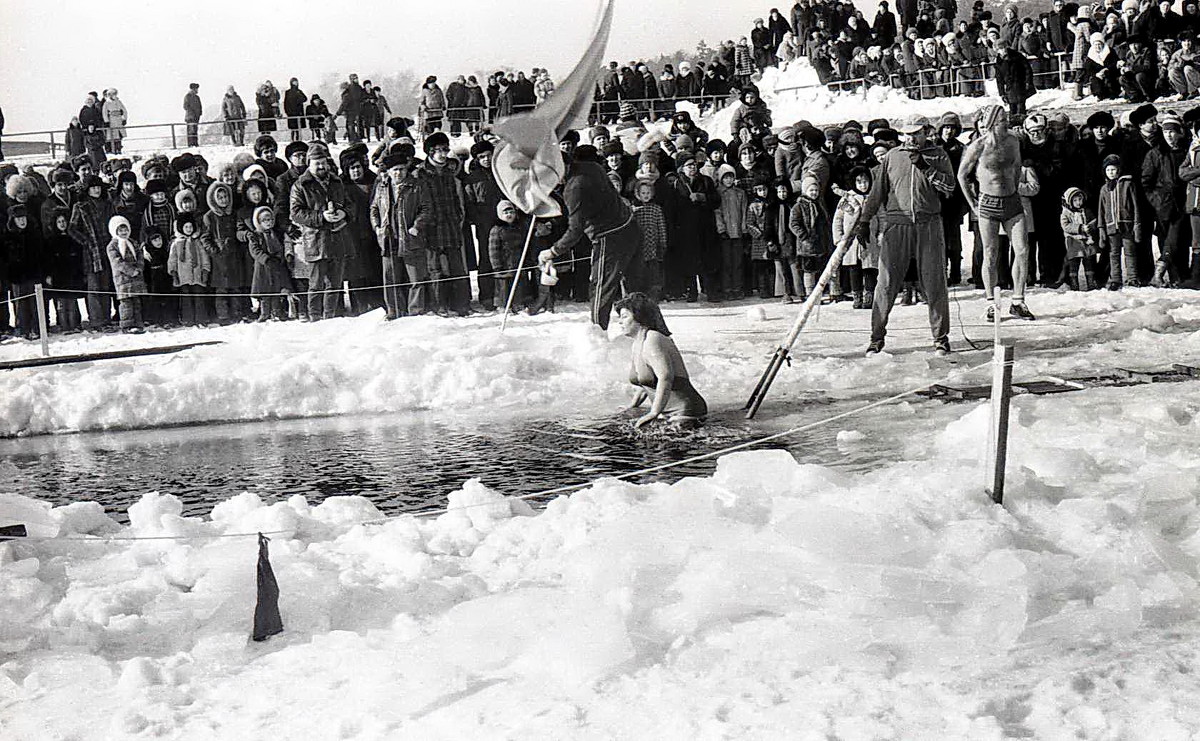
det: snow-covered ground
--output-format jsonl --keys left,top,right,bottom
{"left": 4, "top": 286, "right": 1200, "bottom": 739}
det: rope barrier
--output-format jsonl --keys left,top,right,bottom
{"left": 5, "top": 528, "right": 295, "bottom": 544}
{"left": 36, "top": 256, "right": 592, "bottom": 299}
{"left": 3, "top": 291, "right": 40, "bottom": 304}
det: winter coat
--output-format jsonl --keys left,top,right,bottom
{"left": 111, "top": 191, "right": 147, "bottom": 239}
{"left": 413, "top": 158, "right": 466, "bottom": 256}
{"left": 769, "top": 195, "right": 797, "bottom": 259}
{"left": 143, "top": 233, "right": 172, "bottom": 294}
{"left": 734, "top": 43, "right": 757, "bottom": 77}
{"left": 797, "top": 149, "right": 833, "bottom": 197}
{"left": 248, "top": 229, "right": 292, "bottom": 295}
{"left": 369, "top": 172, "right": 433, "bottom": 258}
{"left": 1141, "top": 141, "right": 1188, "bottom": 224}
{"left": 995, "top": 50, "right": 1035, "bottom": 104}
{"left": 1097, "top": 176, "right": 1141, "bottom": 239}
{"left": 488, "top": 219, "right": 531, "bottom": 276}
{"left": 202, "top": 185, "right": 250, "bottom": 288}
{"left": 860, "top": 143, "right": 955, "bottom": 225}
{"left": 102, "top": 97, "right": 127, "bottom": 142}
{"left": 5, "top": 220, "right": 44, "bottom": 284}
{"left": 632, "top": 201, "right": 668, "bottom": 262}
{"left": 289, "top": 169, "right": 353, "bottom": 263}
{"left": 68, "top": 196, "right": 114, "bottom": 274}
{"left": 715, "top": 182, "right": 749, "bottom": 238}
{"left": 66, "top": 122, "right": 85, "bottom": 157}
{"left": 833, "top": 190, "right": 876, "bottom": 267}
{"left": 747, "top": 198, "right": 771, "bottom": 260}
{"left": 729, "top": 98, "right": 773, "bottom": 138}
{"left": 789, "top": 194, "right": 831, "bottom": 258}
{"left": 1178, "top": 140, "right": 1200, "bottom": 214}
{"left": 222, "top": 93, "right": 247, "bottom": 135}
{"left": 460, "top": 164, "right": 505, "bottom": 228}
{"left": 1060, "top": 187, "right": 1098, "bottom": 259}
{"left": 142, "top": 200, "right": 176, "bottom": 242}
{"left": 46, "top": 230, "right": 85, "bottom": 295}
{"left": 183, "top": 91, "right": 202, "bottom": 122}
{"left": 167, "top": 234, "right": 210, "bottom": 287}
{"left": 283, "top": 86, "right": 307, "bottom": 119}
{"left": 106, "top": 238, "right": 146, "bottom": 299}
{"left": 420, "top": 84, "right": 447, "bottom": 120}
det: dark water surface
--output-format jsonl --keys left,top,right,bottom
{"left": 0, "top": 405, "right": 912, "bottom": 523}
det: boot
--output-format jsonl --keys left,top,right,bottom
{"left": 901, "top": 285, "right": 915, "bottom": 306}
{"left": 1151, "top": 260, "right": 1170, "bottom": 288}
{"left": 852, "top": 289, "right": 864, "bottom": 309}
{"left": 1188, "top": 255, "right": 1200, "bottom": 288}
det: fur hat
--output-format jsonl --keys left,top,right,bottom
{"left": 306, "top": 142, "right": 331, "bottom": 160}
{"left": 51, "top": 169, "right": 75, "bottom": 186}
{"left": 705, "top": 138, "right": 728, "bottom": 154}
{"left": 145, "top": 178, "right": 168, "bottom": 196}
{"left": 82, "top": 174, "right": 105, "bottom": 191}
{"left": 284, "top": 140, "right": 309, "bottom": 160}
{"left": 142, "top": 225, "right": 164, "bottom": 245}
{"left": 171, "top": 153, "right": 198, "bottom": 173}
{"left": 251, "top": 205, "right": 275, "bottom": 231}
{"left": 674, "top": 150, "right": 701, "bottom": 167}
{"left": 174, "top": 188, "right": 196, "bottom": 211}
{"left": 0, "top": 163, "right": 19, "bottom": 182}
{"left": 1129, "top": 103, "right": 1159, "bottom": 128}
{"left": 469, "top": 140, "right": 495, "bottom": 158}
{"left": 602, "top": 140, "right": 626, "bottom": 157}
{"left": 254, "top": 134, "right": 278, "bottom": 156}
{"left": 107, "top": 215, "right": 132, "bottom": 239}
{"left": 560, "top": 130, "right": 581, "bottom": 145}
{"left": 381, "top": 151, "right": 413, "bottom": 170}
{"left": 798, "top": 127, "right": 826, "bottom": 150}
{"left": 938, "top": 111, "right": 962, "bottom": 132}
{"left": 638, "top": 149, "right": 662, "bottom": 170}
{"left": 588, "top": 125, "right": 611, "bottom": 142}
{"left": 114, "top": 170, "right": 137, "bottom": 189}
{"left": 423, "top": 131, "right": 450, "bottom": 154}
{"left": 174, "top": 212, "right": 198, "bottom": 234}
{"left": 341, "top": 141, "right": 369, "bottom": 164}
{"left": 1182, "top": 107, "right": 1200, "bottom": 130}
{"left": 872, "top": 128, "right": 899, "bottom": 145}
{"left": 867, "top": 118, "right": 891, "bottom": 134}
{"left": 1102, "top": 154, "right": 1122, "bottom": 170}
{"left": 1086, "top": 110, "right": 1115, "bottom": 131}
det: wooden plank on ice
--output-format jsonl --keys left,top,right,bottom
{"left": 0, "top": 341, "right": 223, "bottom": 371}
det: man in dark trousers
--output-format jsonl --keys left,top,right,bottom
{"left": 537, "top": 146, "right": 646, "bottom": 329}
{"left": 857, "top": 117, "right": 956, "bottom": 356}
{"left": 183, "top": 84, "right": 202, "bottom": 147}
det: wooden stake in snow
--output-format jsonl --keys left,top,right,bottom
{"left": 744, "top": 234, "right": 854, "bottom": 419}
{"left": 35, "top": 284, "right": 50, "bottom": 357}
{"left": 986, "top": 343, "right": 1015, "bottom": 505}
{"left": 500, "top": 217, "right": 538, "bottom": 333}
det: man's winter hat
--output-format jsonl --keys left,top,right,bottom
{"left": 469, "top": 140, "right": 495, "bottom": 158}
{"left": 674, "top": 150, "right": 702, "bottom": 167}
{"left": 762, "top": 134, "right": 779, "bottom": 149}
{"left": 284, "top": 140, "right": 309, "bottom": 160}
{"left": 381, "top": 151, "right": 412, "bottom": 170}
{"left": 83, "top": 174, "right": 105, "bottom": 190}
{"left": 715, "top": 163, "right": 737, "bottom": 181}
{"left": 899, "top": 116, "right": 931, "bottom": 134}
{"left": 872, "top": 128, "right": 900, "bottom": 145}
{"left": 843, "top": 119, "right": 864, "bottom": 132}
{"left": 1086, "top": 110, "right": 1116, "bottom": 130}
{"left": 866, "top": 118, "right": 891, "bottom": 135}
{"left": 602, "top": 140, "right": 626, "bottom": 157}
{"left": 560, "top": 130, "right": 581, "bottom": 145}
{"left": 1024, "top": 113, "right": 1047, "bottom": 131}
{"left": 1102, "top": 154, "right": 1122, "bottom": 169}
{"left": 115, "top": 170, "right": 138, "bottom": 189}
{"left": 389, "top": 141, "right": 417, "bottom": 160}
{"left": 705, "top": 138, "right": 728, "bottom": 153}
{"left": 588, "top": 125, "right": 611, "bottom": 142}
{"left": 423, "top": 131, "right": 450, "bottom": 154}
{"left": 175, "top": 212, "right": 197, "bottom": 233}
{"left": 307, "top": 142, "right": 331, "bottom": 160}
{"left": 1160, "top": 112, "right": 1184, "bottom": 131}
{"left": 495, "top": 199, "right": 517, "bottom": 218}
{"left": 145, "top": 178, "right": 168, "bottom": 196}
{"left": 171, "top": 153, "right": 198, "bottom": 173}
{"left": 386, "top": 117, "right": 415, "bottom": 137}
{"left": 71, "top": 154, "right": 92, "bottom": 171}
{"left": 1129, "top": 103, "right": 1159, "bottom": 128}
{"left": 675, "top": 134, "right": 696, "bottom": 152}
{"left": 254, "top": 134, "right": 278, "bottom": 155}
{"left": 108, "top": 215, "right": 132, "bottom": 238}
{"left": 977, "top": 104, "right": 1007, "bottom": 131}
{"left": 574, "top": 144, "right": 600, "bottom": 163}
{"left": 342, "top": 141, "right": 369, "bottom": 164}
{"left": 777, "top": 126, "right": 797, "bottom": 145}
{"left": 1183, "top": 107, "right": 1200, "bottom": 130}
{"left": 619, "top": 102, "right": 637, "bottom": 120}
{"left": 672, "top": 110, "right": 693, "bottom": 125}
{"left": 252, "top": 206, "right": 274, "bottom": 231}
{"left": 638, "top": 149, "right": 662, "bottom": 170}
{"left": 51, "top": 169, "right": 75, "bottom": 186}
{"left": 938, "top": 111, "right": 962, "bottom": 131}
{"left": 799, "top": 127, "right": 826, "bottom": 149}
{"left": 242, "top": 164, "right": 268, "bottom": 183}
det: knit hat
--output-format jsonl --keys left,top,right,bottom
{"left": 252, "top": 205, "right": 275, "bottom": 231}
{"left": 1160, "top": 112, "right": 1184, "bottom": 131}
{"left": 306, "top": 141, "right": 331, "bottom": 160}
{"left": 977, "top": 104, "right": 1007, "bottom": 131}
{"left": 254, "top": 134, "right": 278, "bottom": 155}
{"left": 1102, "top": 154, "right": 1122, "bottom": 170}
{"left": 619, "top": 101, "right": 637, "bottom": 120}
{"left": 1024, "top": 113, "right": 1047, "bottom": 131}
{"left": 470, "top": 140, "right": 495, "bottom": 158}
{"left": 423, "top": 131, "right": 451, "bottom": 154}
{"left": 1130, "top": 103, "right": 1159, "bottom": 128}
{"left": 495, "top": 199, "right": 517, "bottom": 218}
{"left": 242, "top": 164, "right": 268, "bottom": 183}
{"left": 284, "top": 140, "right": 309, "bottom": 160}
{"left": 715, "top": 163, "right": 737, "bottom": 181}
{"left": 145, "top": 178, "right": 168, "bottom": 196}
{"left": 777, "top": 126, "right": 797, "bottom": 145}
{"left": 108, "top": 215, "right": 131, "bottom": 239}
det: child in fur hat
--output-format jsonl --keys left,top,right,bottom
{"left": 489, "top": 200, "right": 532, "bottom": 313}
{"left": 141, "top": 226, "right": 177, "bottom": 326}
{"left": 247, "top": 206, "right": 292, "bottom": 320}
{"left": 105, "top": 215, "right": 146, "bottom": 332}
{"left": 1059, "top": 186, "right": 1100, "bottom": 291}
{"left": 142, "top": 179, "right": 176, "bottom": 241}
{"left": 167, "top": 213, "right": 211, "bottom": 326}
{"left": 201, "top": 181, "right": 250, "bottom": 323}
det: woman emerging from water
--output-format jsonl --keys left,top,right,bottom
{"left": 615, "top": 293, "right": 708, "bottom": 428}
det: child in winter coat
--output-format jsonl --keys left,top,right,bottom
{"left": 714, "top": 164, "right": 749, "bottom": 299}
{"left": 832, "top": 167, "right": 876, "bottom": 309}
{"left": 632, "top": 179, "right": 668, "bottom": 300}
{"left": 247, "top": 207, "right": 292, "bottom": 320}
{"left": 746, "top": 179, "right": 774, "bottom": 298}
{"left": 770, "top": 178, "right": 803, "bottom": 302}
{"left": 1097, "top": 154, "right": 1142, "bottom": 289}
{"left": 167, "top": 213, "right": 211, "bottom": 326}
{"left": 141, "top": 226, "right": 176, "bottom": 325}
{"left": 1059, "top": 187, "right": 1100, "bottom": 291}
{"left": 68, "top": 175, "right": 115, "bottom": 329}
{"left": 142, "top": 179, "right": 176, "bottom": 239}
{"left": 201, "top": 181, "right": 249, "bottom": 323}
{"left": 489, "top": 200, "right": 531, "bottom": 313}
{"left": 527, "top": 199, "right": 568, "bottom": 315}
{"left": 789, "top": 177, "right": 832, "bottom": 298}
{"left": 45, "top": 208, "right": 84, "bottom": 331}
{"left": 105, "top": 215, "right": 145, "bottom": 332}
{"left": 5, "top": 204, "right": 46, "bottom": 339}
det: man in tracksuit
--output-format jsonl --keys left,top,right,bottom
{"left": 537, "top": 147, "right": 646, "bottom": 329}
{"left": 856, "top": 116, "right": 956, "bottom": 356}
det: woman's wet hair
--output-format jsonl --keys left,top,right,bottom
{"left": 614, "top": 292, "right": 671, "bottom": 336}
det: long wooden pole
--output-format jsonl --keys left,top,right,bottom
{"left": 500, "top": 217, "right": 538, "bottom": 333}
{"left": 744, "top": 234, "right": 854, "bottom": 419}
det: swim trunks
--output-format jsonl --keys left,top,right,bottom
{"left": 977, "top": 192, "right": 1023, "bottom": 222}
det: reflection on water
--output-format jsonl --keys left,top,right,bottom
{"left": 0, "top": 406, "right": 908, "bottom": 523}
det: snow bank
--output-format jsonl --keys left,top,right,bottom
{"left": 4, "top": 373, "right": 1200, "bottom": 737}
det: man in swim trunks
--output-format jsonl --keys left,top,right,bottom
{"left": 957, "top": 104, "right": 1036, "bottom": 321}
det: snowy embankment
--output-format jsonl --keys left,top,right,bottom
{"left": 2, "top": 290, "right": 1200, "bottom": 736}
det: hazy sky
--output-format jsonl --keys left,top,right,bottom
{"left": 0, "top": 0, "right": 780, "bottom": 134}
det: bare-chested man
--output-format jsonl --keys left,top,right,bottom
{"left": 957, "top": 104, "right": 1036, "bottom": 321}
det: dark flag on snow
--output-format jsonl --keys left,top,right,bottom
{"left": 252, "top": 532, "right": 284, "bottom": 642}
